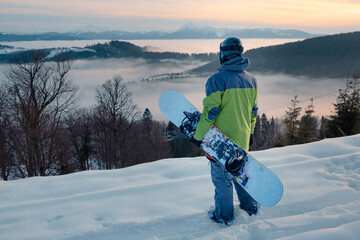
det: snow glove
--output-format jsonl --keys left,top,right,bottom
{"left": 249, "top": 134, "right": 254, "bottom": 147}
{"left": 190, "top": 136, "right": 202, "bottom": 148}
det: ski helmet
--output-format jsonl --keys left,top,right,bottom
{"left": 219, "top": 37, "right": 244, "bottom": 64}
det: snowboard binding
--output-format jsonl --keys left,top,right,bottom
{"left": 180, "top": 111, "right": 201, "bottom": 136}
{"left": 225, "top": 148, "right": 248, "bottom": 175}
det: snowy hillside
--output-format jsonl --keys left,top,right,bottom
{"left": 1, "top": 135, "right": 359, "bottom": 240}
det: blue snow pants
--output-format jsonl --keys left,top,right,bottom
{"left": 211, "top": 161, "right": 257, "bottom": 220}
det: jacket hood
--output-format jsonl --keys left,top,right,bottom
{"left": 218, "top": 56, "right": 250, "bottom": 72}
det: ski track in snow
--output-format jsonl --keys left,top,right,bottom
{"left": 0, "top": 134, "right": 359, "bottom": 240}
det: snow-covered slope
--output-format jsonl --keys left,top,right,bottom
{"left": 1, "top": 135, "right": 359, "bottom": 240}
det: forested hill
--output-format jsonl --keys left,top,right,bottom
{"left": 0, "top": 40, "right": 217, "bottom": 63}
{"left": 2, "top": 32, "right": 360, "bottom": 78}
{"left": 189, "top": 31, "right": 360, "bottom": 78}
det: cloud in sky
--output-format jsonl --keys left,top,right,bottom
{"left": 0, "top": 0, "right": 360, "bottom": 33}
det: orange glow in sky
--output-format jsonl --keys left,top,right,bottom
{"left": 0, "top": 0, "right": 359, "bottom": 33}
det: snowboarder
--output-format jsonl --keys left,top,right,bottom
{"left": 190, "top": 37, "right": 259, "bottom": 224}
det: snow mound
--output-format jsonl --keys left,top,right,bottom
{"left": 0, "top": 135, "right": 359, "bottom": 240}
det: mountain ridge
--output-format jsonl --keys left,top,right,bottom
{"left": 0, "top": 24, "right": 320, "bottom": 42}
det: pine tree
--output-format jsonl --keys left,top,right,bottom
{"left": 260, "top": 114, "right": 269, "bottom": 134}
{"left": 268, "top": 117, "right": 276, "bottom": 148}
{"left": 142, "top": 108, "right": 153, "bottom": 137}
{"left": 283, "top": 95, "right": 302, "bottom": 145}
{"left": 319, "top": 117, "right": 328, "bottom": 139}
{"left": 260, "top": 113, "right": 270, "bottom": 147}
{"left": 298, "top": 115, "right": 319, "bottom": 143}
{"left": 251, "top": 116, "right": 261, "bottom": 150}
{"left": 326, "top": 72, "right": 360, "bottom": 137}
{"left": 251, "top": 114, "right": 278, "bottom": 150}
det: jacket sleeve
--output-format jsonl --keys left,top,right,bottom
{"left": 250, "top": 91, "right": 258, "bottom": 134}
{"left": 193, "top": 76, "right": 223, "bottom": 141}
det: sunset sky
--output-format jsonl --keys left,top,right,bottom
{"left": 1, "top": 0, "right": 360, "bottom": 34}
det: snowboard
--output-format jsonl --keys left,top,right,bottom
{"left": 159, "top": 90, "right": 283, "bottom": 207}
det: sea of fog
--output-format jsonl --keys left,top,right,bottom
{"left": 128, "top": 72, "right": 343, "bottom": 121}
{"left": 0, "top": 39, "right": 345, "bottom": 121}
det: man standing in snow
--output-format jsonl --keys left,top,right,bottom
{"left": 190, "top": 37, "right": 259, "bottom": 223}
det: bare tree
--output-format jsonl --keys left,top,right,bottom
{"left": 93, "top": 75, "right": 139, "bottom": 169}
{"left": 5, "top": 50, "right": 78, "bottom": 177}
{"left": 150, "top": 121, "right": 172, "bottom": 161}
{"left": 65, "top": 108, "right": 94, "bottom": 171}
{"left": 0, "top": 88, "right": 13, "bottom": 180}
{"left": 127, "top": 109, "right": 171, "bottom": 166}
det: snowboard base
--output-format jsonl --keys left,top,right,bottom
{"left": 159, "top": 90, "right": 283, "bottom": 207}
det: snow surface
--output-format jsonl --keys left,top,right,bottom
{"left": 0, "top": 134, "right": 360, "bottom": 240}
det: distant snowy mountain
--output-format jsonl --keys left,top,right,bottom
{"left": 179, "top": 22, "right": 218, "bottom": 34}
{"left": 158, "top": 23, "right": 318, "bottom": 39}
{"left": 71, "top": 24, "right": 112, "bottom": 33}
{"left": 1, "top": 134, "right": 359, "bottom": 239}
{"left": 0, "top": 23, "right": 320, "bottom": 42}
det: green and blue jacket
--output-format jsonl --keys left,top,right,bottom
{"left": 193, "top": 57, "right": 258, "bottom": 151}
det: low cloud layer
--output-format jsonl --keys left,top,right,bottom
{"left": 0, "top": 57, "right": 343, "bottom": 122}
